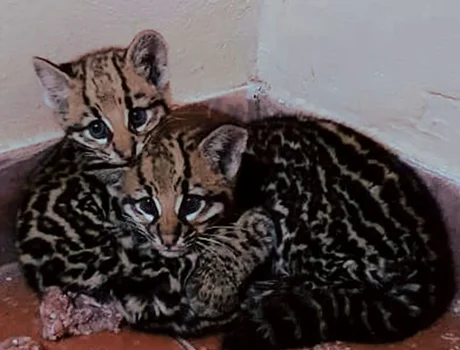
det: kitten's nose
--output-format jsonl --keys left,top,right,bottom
{"left": 112, "top": 129, "right": 135, "bottom": 161}
{"left": 162, "top": 234, "right": 178, "bottom": 248}
{"left": 159, "top": 221, "right": 183, "bottom": 248}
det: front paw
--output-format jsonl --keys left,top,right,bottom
{"left": 235, "top": 208, "right": 275, "bottom": 256}
{"left": 185, "top": 273, "right": 239, "bottom": 319}
{"left": 237, "top": 209, "right": 274, "bottom": 240}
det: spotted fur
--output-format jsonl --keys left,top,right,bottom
{"left": 16, "top": 30, "right": 171, "bottom": 298}
{"left": 113, "top": 111, "right": 455, "bottom": 348}
{"left": 211, "top": 116, "right": 455, "bottom": 349}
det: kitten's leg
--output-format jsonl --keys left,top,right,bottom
{"left": 185, "top": 207, "right": 274, "bottom": 319}
{"left": 19, "top": 236, "right": 119, "bottom": 301}
{"left": 222, "top": 276, "right": 449, "bottom": 350}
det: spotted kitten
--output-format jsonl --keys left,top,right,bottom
{"left": 111, "top": 111, "right": 456, "bottom": 349}
{"left": 103, "top": 110, "right": 274, "bottom": 335}
{"left": 16, "top": 30, "right": 171, "bottom": 299}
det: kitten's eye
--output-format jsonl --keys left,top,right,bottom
{"left": 136, "top": 197, "right": 159, "bottom": 219}
{"left": 88, "top": 120, "right": 110, "bottom": 139}
{"left": 129, "top": 108, "right": 148, "bottom": 129}
{"left": 180, "top": 195, "right": 206, "bottom": 221}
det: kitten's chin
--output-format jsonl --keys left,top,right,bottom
{"left": 154, "top": 245, "right": 188, "bottom": 259}
{"left": 157, "top": 249, "right": 186, "bottom": 259}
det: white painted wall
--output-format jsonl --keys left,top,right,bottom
{"left": 0, "top": 0, "right": 259, "bottom": 152}
{"left": 2, "top": 0, "right": 460, "bottom": 181}
{"left": 257, "top": 0, "right": 460, "bottom": 181}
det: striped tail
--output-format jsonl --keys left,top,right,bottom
{"left": 222, "top": 274, "right": 454, "bottom": 350}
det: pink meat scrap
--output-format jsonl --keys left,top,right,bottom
{"left": 39, "top": 287, "right": 123, "bottom": 340}
{"left": 0, "top": 336, "right": 43, "bottom": 350}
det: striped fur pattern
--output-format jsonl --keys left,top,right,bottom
{"left": 16, "top": 30, "right": 171, "bottom": 299}
{"left": 114, "top": 112, "right": 455, "bottom": 348}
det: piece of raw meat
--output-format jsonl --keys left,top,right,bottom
{"left": 39, "top": 287, "right": 122, "bottom": 340}
{"left": 0, "top": 336, "right": 43, "bottom": 350}
{"left": 310, "top": 342, "right": 351, "bottom": 350}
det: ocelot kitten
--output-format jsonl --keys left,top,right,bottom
{"left": 109, "top": 111, "right": 456, "bottom": 349}
{"left": 16, "top": 30, "right": 171, "bottom": 299}
{"left": 103, "top": 112, "right": 274, "bottom": 335}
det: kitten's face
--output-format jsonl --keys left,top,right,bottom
{"left": 33, "top": 30, "right": 170, "bottom": 164}
{"left": 116, "top": 122, "right": 248, "bottom": 258}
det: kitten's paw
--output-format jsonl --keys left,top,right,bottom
{"left": 236, "top": 208, "right": 275, "bottom": 250}
{"left": 185, "top": 273, "right": 239, "bottom": 319}
{"left": 238, "top": 208, "right": 274, "bottom": 234}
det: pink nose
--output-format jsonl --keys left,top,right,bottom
{"left": 162, "top": 234, "right": 177, "bottom": 247}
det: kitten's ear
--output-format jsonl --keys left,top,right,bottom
{"left": 199, "top": 125, "right": 248, "bottom": 181}
{"left": 32, "top": 57, "right": 70, "bottom": 114}
{"left": 127, "top": 30, "right": 169, "bottom": 92}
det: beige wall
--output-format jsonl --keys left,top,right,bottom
{"left": 2, "top": 0, "right": 460, "bottom": 181}
{"left": 0, "top": 0, "right": 260, "bottom": 152}
{"left": 257, "top": 0, "right": 460, "bottom": 181}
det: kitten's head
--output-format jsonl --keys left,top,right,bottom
{"left": 33, "top": 30, "right": 170, "bottom": 164}
{"left": 114, "top": 115, "right": 248, "bottom": 258}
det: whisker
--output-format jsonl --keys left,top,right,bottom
{"left": 199, "top": 232, "right": 249, "bottom": 246}
{"left": 195, "top": 236, "right": 238, "bottom": 255}
{"left": 182, "top": 235, "right": 196, "bottom": 246}
{"left": 181, "top": 230, "right": 197, "bottom": 245}
{"left": 193, "top": 241, "right": 217, "bottom": 255}
{"left": 194, "top": 241, "right": 231, "bottom": 265}
{"left": 204, "top": 225, "right": 249, "bottom": 231}
{"left": 120, "top": 218, "right": 156, "bottom": 244}
{"left": 200, "top": 231, "right": 246, "bottom": 240}
{"left": 203, "top": 226, "right": 253, "bottom": 237}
